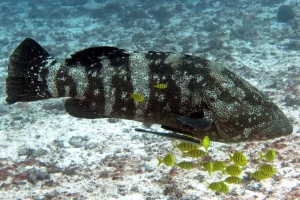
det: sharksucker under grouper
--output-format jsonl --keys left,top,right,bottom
{"left": 6, "top": 38, "right": 293, "bottom": 143}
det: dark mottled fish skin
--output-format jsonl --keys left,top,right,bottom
{"left": 6, "top": 38, "right": 293, "bottom": 142}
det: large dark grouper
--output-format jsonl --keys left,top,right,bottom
{"left": 6, "top": 38, "right": 293, "bottom": 143}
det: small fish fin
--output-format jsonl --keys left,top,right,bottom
{"left": 65, "top": 46, "right": 129, "bottom": 70}
{"left": 221, "top": 169, "right": 225, "bottom": 174}
{"left": 157, "top": 157, "right": 162, "bottom": 166}
{"left": 228, "top": 153, "right": 233, "bottom": 162}
{"left": 197, "top": 162, "right": 202, "bottom": 168}
{"left": 6, "top": 38, "right": 54, "bottom": 104}
{"left": 65, "top": 98, "right": 105, "bottom": 119}
{"left": 258, "top": 152, "right": 264, "bottom": 162}
{"left": 201, "top": 136, "right": 210, "bottom": 151}
{"left": 171, "top": 141, "right": 177, "bottom": 150}
{"left": 249, "top": 172, "right": 253, "bottom": 178}
{"left": 170, "top": 114, "right": 213, "bottom": 130}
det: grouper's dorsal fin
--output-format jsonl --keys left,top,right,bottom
{"left": 65, "top": 98, "right": 105, "bottom": 119}
{"left": 170, "top": 114, "right": 213, "bottom": 130}
{"left": 65, "top": 46, "right": 130, "bottom": 70}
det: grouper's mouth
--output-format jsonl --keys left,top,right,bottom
{"left": 264, "top": 111, "right": 293, "bottom": 140}
{"left": 271, "top": 121, "right": 293, "bottom": 138}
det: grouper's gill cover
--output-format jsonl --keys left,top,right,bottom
{"left": 6, "top": 38, "right": 293, "bottom": 143}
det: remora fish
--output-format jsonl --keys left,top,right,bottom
{"left": 6, "top": 38, "right": 292, "bottom": 143}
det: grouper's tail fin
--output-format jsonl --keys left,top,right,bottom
{"left": 6, "top": 38, "right": 56, "bottom": 104}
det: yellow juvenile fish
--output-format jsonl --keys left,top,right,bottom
{"left": 173, "top": 142, "right": 200, "bottom": 153}
{"left": 130, "top": 93, "right": 144, "bottom": 102}
{"left": 223, "top": 176, "right": 242, "bottom": 184}
{"left": 224, "top": 164, "right": 242, "bottom": 176}
{"left": 250, "top": 170, "right": 272, "bottom": 181}
{"left": 229, "top": 152, "right": 248, "bottom": 166}
{"left": 186, "top": 149, "right": 206, "bottom": 158}
{"left": 259, "top": 164, "right": 276, "bottom": 176}
{"left": 202, "top": 161, "right": 214, "bottom": 176}
{"left": 212, "top": 161, "right": 226, "bottom": 173}
{"left": 201, "top": 136, "right": 210, "bottom": 151}
{"left": 157, "top": 154, "right": 175, "bottom": 166}
{"left": 207, "top": 182, "right": 221, "bottom": 191}
{"left": 154, "top": 83, "right": 167, "bottom": 89}
{"left": 216, "top": 182, "right": 229, "bottom": 193}
{"left": 258, "top": 150, "right": 276, "bottom": 162}
{"left": 176, "top": 161, "right": 195, "bottom": 170}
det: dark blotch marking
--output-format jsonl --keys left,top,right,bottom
{"left": 221, "top": 68, "right": 265, "bottom": 104}
{"left": 145, "top": 63, "right": 181, "bottom": 123}
{"left": 65, "top": 98, "right": 101, "bottom": 119}
{"left": 65, "top": 47, "right": 129, "bottom": 71}
{"left": 111, "top": 67, "right": 135, "bottom": 119}
{"left": 187, "top": 79, "right": 199, "bottom": 92}
{"left": 84, "top": 69, "right": 106, "bottom": 117}
{"left": 145, "top": 51, "right": 170, "bottom": 60}
{"left": 189, "top": 110, "right": 205, "bottom": 119}
{"left": 177, "top": 55, "right": 210, "bottom": 75}
{"left": 110, "top": 56, "right": 129, "bottom": 67}
{"left": 145, "top": 52, "right": 183, "bottom": 121}
{"left": 146, "top": 51, "right": 176, "bottom": 75}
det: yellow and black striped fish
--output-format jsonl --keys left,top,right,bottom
{"left": 223, "top": 176, "right": 242, "bottom": 184}
{"left": 250, "top": 170, "right": 272, "bottom": 180}
{"left": 224, "top": 164, "right": 242, "bottom": 176}
{"left": 216, "top": 182, "right": 229, "bottom": 193}
{"left": 173, "top": 142, "right": 200, "bottom": 153}
{"left": 157, "top": 154, "right": 175, "bottom": 167}
{"left": 259, "top": 164, "right": 276, "bottom": 176}
{"left": 212, "top": 161, "right": 226, "bottom": 173}
{"left": 186, "top": 149, "right": 206, "bottom": 158}
{"left": 229, "top": 152, "right": 248, "bottom": 166}
{"left": 154, "top": 83, "right": 167, "bottom": 89}
{"left": 176, "top": 161, "right": 195, "bottom": 170}
{"left": 258, "top": 150, "right": 276, "bottom": 162}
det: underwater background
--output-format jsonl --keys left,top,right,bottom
{"left": 0, "top": 0, "right": 299, "bottom": 199}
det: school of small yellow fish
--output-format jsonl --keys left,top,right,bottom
{"left": 157, "top": 136, "right": 277, "bottom": 194}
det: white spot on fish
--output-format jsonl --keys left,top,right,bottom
{"left": 243, "top": 128, "right": 252, "bottom": 138}
{"left": 64, "top": 85, "right": 70, "bottom": 96}
{"left": 93, "top": 89, "right": 100, "bottom": 96}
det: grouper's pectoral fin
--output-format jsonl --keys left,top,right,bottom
{"left": 170, "top": 113, "right": 213, "bottom": 130}
{"left": 134, "top": 128, "right": 201, "bottom": 145}
{"left": 160, "top": 125, "right": 190, "bottom": 134}
{"left": 134, "top": 115, "right": 213, "bottom": 144}
{"left": 65, "top": 98, "right": 104, "bottom": 119}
